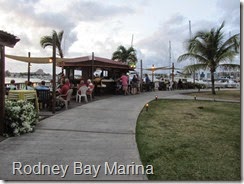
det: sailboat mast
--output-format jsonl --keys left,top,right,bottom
{"left": 169, "top": 40, "right": 171, "bottom": 77}
{"left": 189, "top": 20, "right": 195, "bottom": 83}
{"left": 131, "top": 34, "right": 134, "bottom": 47}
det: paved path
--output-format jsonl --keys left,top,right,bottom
{"left": 0, "top": 89, "right": 239, "bottom": 181}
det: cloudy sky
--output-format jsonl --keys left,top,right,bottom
{"left": 1, "top": 0, "right": 241, "bottom": 74}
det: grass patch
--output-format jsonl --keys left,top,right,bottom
{"left": 186, "top": 90, "right": 240, "bottom": 101}
{"left": 136, "top": 99, "right": 240, "bottom": 180}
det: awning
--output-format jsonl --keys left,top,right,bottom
{"left": 144, "top": 66, "right": 170, "bottom": 71}
{"left": 144, "top": 66, "right": 181, "bottom": 71}
{"left": 5, "top": 54, "right": 132, "bottom": 70}
{"left": 5, "top": 54, "right": 69, "bottom": 64}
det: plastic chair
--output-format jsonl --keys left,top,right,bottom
{"left": 76, "top": 86, "right": 88, "bottom": 103}
{"left": 58, "top": 89, "right": 73, "bottom": 110}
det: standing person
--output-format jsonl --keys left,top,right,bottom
{"left": 93, "top": 74, "right": 102, "bottom": 96}
{"left": 178, "top": 79, "right": 183, "bottom": 90}
{"left": 169, "top": 80, "right": 174, "bottom": 91}
{"left": 145, "top": 74, "right": 151, "bottom": 91}
{"left": 145, "top": 74, "right": 150, "bottom": 84}
{"left": 120, "top": 73, "right": 129, "bottom": 95}
{"left": 131, "top": 75, "right": 138, "bottom": 95}
{"left": 49, "top": 79, "right": 54, "bottom": 91}
{"left": 136, "top": 74, "right": 141, "bottom": 94}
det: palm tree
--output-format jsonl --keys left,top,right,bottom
{"left": 112, "top": 45, "right": 137, "bottom": 66}
{"left": 40, "top": 30, "right": 64, "bottom": 58}
{"left": 177, "top": 22, "right": 240, "bottom": 94}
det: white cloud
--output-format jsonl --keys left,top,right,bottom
{"left": 1, "top": 0, "right": 240, "bottom": 74}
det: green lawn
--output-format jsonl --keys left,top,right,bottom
{"left": 186, "top": 90, "right": 240, "bottom": 101}
{"left": 136, "top": 99, "right": 240, "bottom": 180}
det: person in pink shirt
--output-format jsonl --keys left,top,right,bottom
{"left": 120, "top": 73, "right": 129, "bottom": 95}
{"left": 86, "top": 79, "right": 94, "bottom": 95}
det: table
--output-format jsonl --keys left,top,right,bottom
{"left": 8, "top": 90, "right": 39, "bottom": 113}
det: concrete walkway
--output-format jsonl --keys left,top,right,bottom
{"left": 0, "top": 89, "right": 239, "bottom": 181}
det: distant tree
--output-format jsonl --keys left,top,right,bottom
{"left": 177, "top": 22, "right": 240, "bottom": 94}
{"left": 5, "top": 70, "right": 11, "bottom": 77}
{"left": 112, "top": 45, "right": 137, "bottom": 66}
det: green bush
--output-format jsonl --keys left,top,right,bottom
{"left": 195, "top": 83, "right": 207, "bottom": 91}
{"left": 4, "top": 100, "right": 38, "bottom": 136}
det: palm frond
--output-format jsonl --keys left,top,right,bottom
{"left": 177, "top": 53, "right": 208, "bottom": 64}
{"left": 218, "top": 33, "right": 240, "bottom": 55}
{"left": 40, "top": 36, "right": 53, "bottom": 48}
{"left": 40, "top": 30, "right": 64, "bottom": 58}
{"left": 112, "top": 45, "right": 137, "bottom": 63}
{"left": 182, "top": 63, "right": 209, "bottom": 74}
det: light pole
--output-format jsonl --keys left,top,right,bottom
{"left": 152, "top": 64, "right": 155, "bottom": 83}
{"left": 189, "top": 20, "right": 195, "bottom": 84}
{"left": 140, "top": 59, "right": 143, "bottom": 92}
{"left": 172, "top": 63, "right": 175, "bottom": 82}
{"left": 27, "top": 52, "right": 31, "bottom": 82}
{"left": 52, "top": 34, "right": 56, "bottom": 114}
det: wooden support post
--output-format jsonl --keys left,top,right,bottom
{"left": 28, "top": 52, "right": 31, "bottom": 82}
{"left": 0, "top": 45, "right": 5, "bottom": 135}
{"left": 140, "top": 59, "right": 143, "bottom": 92}
{"left": 92, "top": 52, "right": 94, "bottom": 81}
{"left": 52, "top": 35, "right": 57, "bottom": 114}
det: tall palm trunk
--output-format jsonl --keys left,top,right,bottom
{"left": 210, "top": 71, "right": 216, "bottom": 95}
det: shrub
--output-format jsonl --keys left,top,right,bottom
{"left": 195, "top": 83, "right": 207, "bottom": 91}
{"left": 4, "top": 100, "right": 38, "bottom": 136}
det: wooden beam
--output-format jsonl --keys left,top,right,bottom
{"left": 0, "top": 45, "right": 5, "bottom": 135}
{"left": 52, "top": 35, "right": 56, "bottom": 114}
{"left": 0, "top": 31, "right": 20, "bottom": 135}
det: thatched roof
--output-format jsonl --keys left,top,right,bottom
{"left": 0, "top": 30, "right": 20, "bottom": 47}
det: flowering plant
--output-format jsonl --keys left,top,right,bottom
{"left": 4, "top": 100, "right": 38, "bottom": 136}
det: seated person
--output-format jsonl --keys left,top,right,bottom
{"left": 77, "top": 79, "right": 86, "bottom": 89}
{"left": 35, "top": 81, "right": 49, "bottom": 90}
{"left": 26, "top": 81, "right": 34, "bottom": 90}
{"left": 57, "top": 78, "right": 70, "bottom": 99}
{"left": 77, "top": 79, "right": 88, "bottom": 94}
{"left": 86, "top": 79, "right": 94, "bottom": 95}
{"left": 93, "top": 74, "right": 102, "bottom": 86}
{"left": 8, "top": 79, "right": 17, "bottom": 90}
